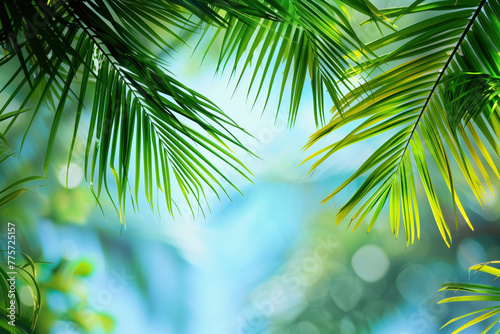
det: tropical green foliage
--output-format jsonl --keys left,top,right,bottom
{"left": 33, "top": 258, "right": 114, "bottom": 334}
{"left": 440, "top": 261, "right": 500, "bottom": 333}
{"left": 0, "top": 252, "right": 112, "bottom": 334}
{"left": 4, "top": 1, "right": 500, "bottom": 333}
{"left": 0, "top": 0, "right": 393, "bottom": 226}
{"left": 304, "top": 0, "right": 500, "bottom": 247}
{"left": 2, "top": 0, "right": 500, "bottom": 244}
{"left": 0, "top": 137, "right": 44, "bottom": 208}
{"left": 192, "top": 0, "right": 385, "bottom": 126}
{"left": 0, "top": 252, "right": 41, "bottom": 334}
{"left": 1, "top": 0, "right": 274, "bottom": 223}
{"left": 0, "top": 169, "right": 43, "bottom": 333}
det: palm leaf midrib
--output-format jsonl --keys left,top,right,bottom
{"left": 365, "top": 0, "right": 489, "bottom": 241}
{"left": 396, "top": 0, "right": 487, "bottom": 166}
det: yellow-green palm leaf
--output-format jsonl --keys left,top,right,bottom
{"left": 305, "top": 0, "right": 500, "bottom": 246}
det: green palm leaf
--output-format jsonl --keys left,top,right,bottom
{"left": 305, "top": 0, "right": 500, "bottom": 246}
{"left": 1, "top": 0, "right": 279, "bottom": 223}
{"left": 0, "top": 251, "right": 42, "bottom": 334}
{"left": 193, "top": 0, "right": 388, "bottom": 126}
{"left": 440, "top": 261, "right": 500, "bottom": 333}
{"left": 0, "top": 138, "right": 44, "bottom": 208}
{"left": 1, "top": 0, "right": 393, "bottom": 224}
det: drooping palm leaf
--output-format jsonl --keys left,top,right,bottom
{"left": 304, "top": 0, "right": 500, "bottom": 246}
{"left": 0, "top": 141, "right": 42, "bottom": 333}
{"left": 2, "top": 1, "right": 297, "bottom": 223}
{"left": 0, "top": 137, "right": 44, "bottom": 208}
{"left": 439, "top": 261, "right": 500, "bottom": 333}
{"left": 193, "top": 0, "right": 390, "bottom": 127}
{"left": 0, "top": 251, "right": 42, "bottom": 334}
{"left": 1, "top": 0, "right": 396, "bottom": 223}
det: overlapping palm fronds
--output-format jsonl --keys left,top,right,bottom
{"left": 0, "top": 0, "right": 289, "bottom": 223}
{"left": 439, "top": 261, "right": 500, "bottom": 333}
{"left": 5, "top": 0, "right": 499, "bottom": 244}
{"left": 0, "top": 0, "right": 388, "bottom": 223}
{"left": 305, "top": 0, "right": 500, "bottom": 246}
{"left": 194, "top": 0, "right": 391, "bottom": 126}
{"left": 0, "top": 252, "right": 41, "bottom": 334}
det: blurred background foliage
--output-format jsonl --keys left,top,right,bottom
{"left": 1, "top": 0, "right": 500, "bottom": 333}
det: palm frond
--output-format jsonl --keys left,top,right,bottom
{"left": 0, "top": 137, "right": 44, "bottom": 208}
{"left": 0, "top": 251, "right": 42, "bottom": 334}
{"left": 441, "top": 73, "right": 500, "bottom": 128}
{"left": 192, "top": 0, "right": 390, "bottom": 127}
{"left": 1, "top": 0, "right": 284, "bottom": 223}
{"left": 439, "top": 261, "right": 500, "bottom": 334}
{"left": 304, "top": 0, "right": 500, "bottom": 246}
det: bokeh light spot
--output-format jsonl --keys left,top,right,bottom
{"left": 293, "top": 321, "right": 320, "bottom": 334}
{"left": 457, "top": 238, "right": 486, "bottom": 270}
{"left": 73, "top": 261, "right": 92, "bottom": 276}
{"left": 57, "top": 163, "right": 83, "bottom": 189}
{"left": 351, "top": 245, "right": 389, "bottom": 282}
{"left": 397, "top": 264, "right": 436, "bottom": 303}
{"left": 19, "top": 285, "right": 34, "bottom": 306}
{"left": 330, "top": 276, "right": 363, "bottom": 312}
